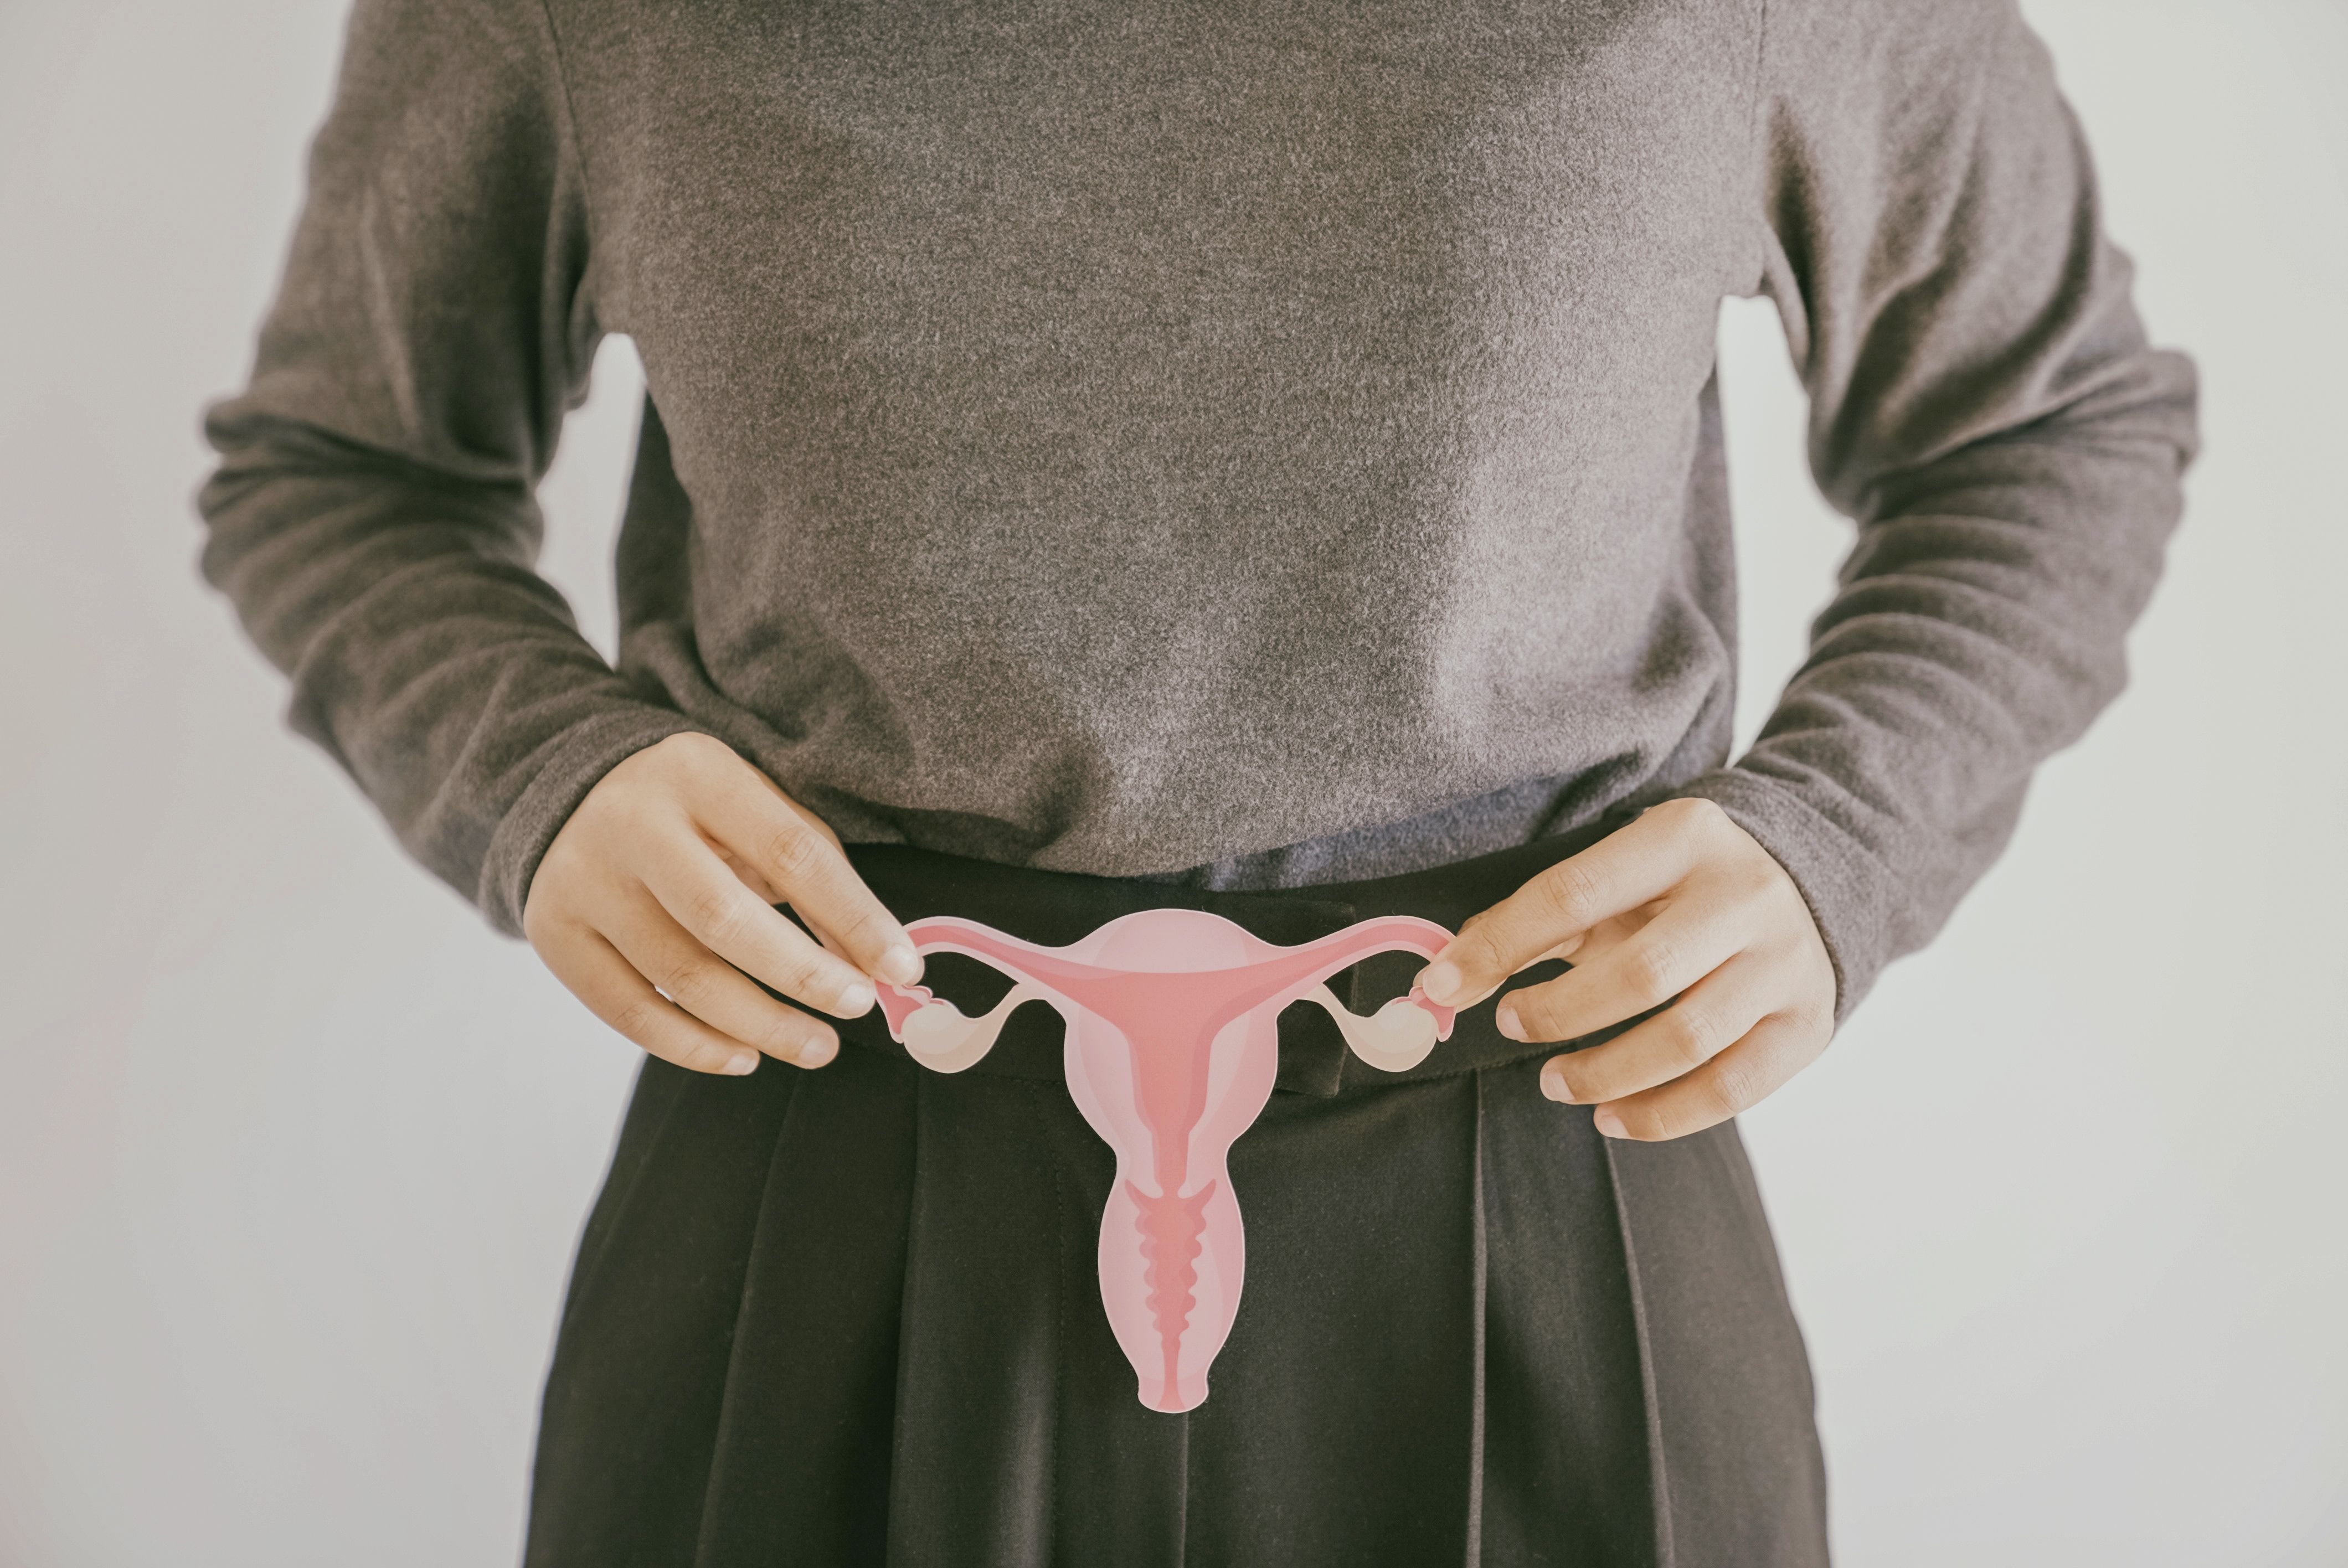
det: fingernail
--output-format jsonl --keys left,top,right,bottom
{"left": 879, "top": 944, "right": 923, "bottom": 986}
{"left": 838, "top": 981, "right": 875, "bottom": 1016}
{"left": 1495, "top": 1002, "right": 1525, "bottom": 1041}
{"left": 1541, "top": 1062, "right": 1577, "bottom": 1103}
{"left": 1420, "top": 961, "right": 1461, "bottom": 1005}
{"left": 1593, "top": 1107, "right": 1626, "bottom": 1138}
{"left": 725, "top": 1054, "right": 759, "bottom": 1076}
{"left": 798, "top": 1035, "right": 838, "bottom": 1069}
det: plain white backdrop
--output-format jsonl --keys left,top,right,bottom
{"left": 2, "top": 1, "right": 2342, "bottom": 1562}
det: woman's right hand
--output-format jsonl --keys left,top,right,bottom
{"left": 522, "top": 733, "right": 924, "bottom": 1076}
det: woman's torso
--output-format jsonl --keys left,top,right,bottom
{"left": 560, "top": 0, "right": 1765, "bottom": 880}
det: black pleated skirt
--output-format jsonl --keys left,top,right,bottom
{"left": 522, "top": 830, "right": 1830, "bottom": 1567}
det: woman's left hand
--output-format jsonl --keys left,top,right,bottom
{"left": 1414, "top": 797, "right": 1838, "bottom": 1140}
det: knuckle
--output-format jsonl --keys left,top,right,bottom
{"left": 587, "top": 766, "right": 663, "bottom": 824}
{"left": 652, "top": 730, "right": 727, "bottom": 774}
{"left": 593, "top": 760, "right": 648, "bottom": 802}
{"left": 1728, "top": 863, "right": 1786, "bottom": 914}
{"left": 689, "top": 885, "right": 748, "bottom": 945}
{"left": 1784, "top": 1011, "right": 1834, "bottom": 1065}
{"left": 1784, "top": 1000, "right": 1841, "bottom": 1046}
{"left": 1664, "top": 1004, "right": 1722, "bottom": 1068}
{"left": 759, "top": 944, "right": 828, "bottom": 1002}
{"left": 1638, "top": 1107, "right": 1698, "bottom": 1142}
{"left": 1623, "top": 939, "right": 1681, "bottom": 1000}
{"left": 608, "top": 998, "right": 662, "bottom": 1045}
{"left": 1536, "top": 863, "right": 1604, "bottom": 931}
{"left": 651, "top": 948, "right": 713, "bottom": 1003}
{"left": 1454, "top": 924, "right": 1504, "bottom": 975}
{"left": 1700, "top": 1062, "right": 1758, "bottom": 1121}
{"left": 1662, "top": 796, "right": 1729, "bottom": 838}
{"left": 826, "top": 900, "right": 887, "bottom": 950}
{"left": 1441, "top": 917, "right": 1503, "bottom": 983}
{"left": 765, "top": 826, "right": 828, "bottom": 884}
{"left": 1732, "top": 846, "right": 1782, "bottom": 890}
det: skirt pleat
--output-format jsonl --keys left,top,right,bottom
{"left": 527, "top": 1054, "right": 792, "bottom": 1566}
{"left": 1476, "top": 1054, "right": 1663, "bottom": 1568}
{"left": 693, "top": 1048, "right": 915, "bottom": 1564}
{"left": 1604, "top": 1124, "right": 1830, "bottom": 1565}
{"left": 886, "top": 1069, "right": 1076, "bottom": 1565}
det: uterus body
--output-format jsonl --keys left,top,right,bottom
{"left": 873, "top": 908, "right": 1458, "bottom": 1412}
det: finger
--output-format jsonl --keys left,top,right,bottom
{"left": 1585, "top": 1010, "right": 1828, "bottom": 1142}
{"left": 603, "top": 891, "right": 840, "bottom": 1067}
{"left": 1495, "top": 891, "right": 1756, "bottom": 1044}
{"left": 692, "top": 767, "right": 921, "bottom": 986}
{"left": 535, "top": 919, "right": 763, "bottom": 1077}
{"left": 1419, "top": 806, "right": 1709, "bottom": 1007}
{"left": 637, "top": 842, "right": 882, "bottom": 1020}
{"left": 712, "top": 843, "right": 781, "bottom": 904}
{"left": 1548, "top": 905, "right": 1660, "bottom": 969}
{"left": 1537, "top": 952, "right": 1778, "bottom": 1104}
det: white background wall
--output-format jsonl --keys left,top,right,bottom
{"left": 1, "top": 1, "right": 2341, "bottom": 1562}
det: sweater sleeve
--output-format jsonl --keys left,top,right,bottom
{"left": 196, "top": 0, "right": 698, "bottom": 937}
{"left": 1673, "top": 0, "right": 2200, "bottom": 1024}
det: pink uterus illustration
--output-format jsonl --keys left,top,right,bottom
{"left": 872, "top": 909, "right": 1458, "bottom": 1413}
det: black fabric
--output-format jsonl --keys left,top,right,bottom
{"left": 525, "top": 826, "right": 1829, "bottom": 1566}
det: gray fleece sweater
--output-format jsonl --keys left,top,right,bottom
{"left": 198, "top": 0, "right": 2197, "bottom": 1023}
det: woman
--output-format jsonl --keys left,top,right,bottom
{"left": 198, "top": 0, "right": 2197, "bottom": 1561}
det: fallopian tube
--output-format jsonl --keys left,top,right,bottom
{"left": 872, "top": 909, "right": 1458, "bottom": 1413}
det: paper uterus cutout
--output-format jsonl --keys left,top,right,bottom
{"left": 872, "top": 909, "right": 1458, "bottom": 1413}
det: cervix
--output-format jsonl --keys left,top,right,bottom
{"left": 873, "top": 909, "right": 1458, "bottom": 1413}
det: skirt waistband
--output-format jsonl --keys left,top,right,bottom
{"left": 833, "top": 805, "right": 1640, "bottom": 1097}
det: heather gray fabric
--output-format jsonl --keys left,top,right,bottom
{"left": 197, "top": 0, "right": 2198, "bottom": 1020}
